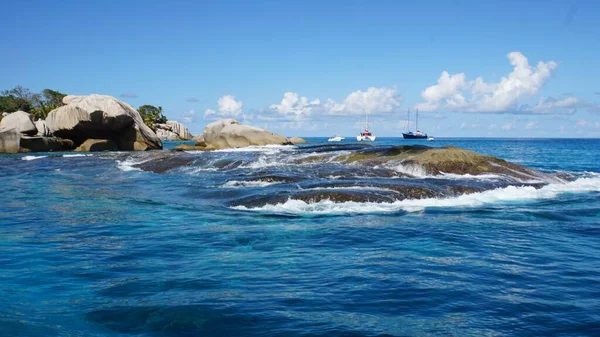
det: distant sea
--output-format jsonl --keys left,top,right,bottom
{"left": 1, "top": 138, "right": 599, "bottom": 336}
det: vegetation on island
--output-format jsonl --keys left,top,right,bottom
{"left": 0, "top": 86, "right": 66, "bottom": 120}
{"left": 0, "top": 86, "right": 167, "bottom": 131}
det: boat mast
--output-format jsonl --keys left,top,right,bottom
{"left": 365, "top": 108, "right": 369, "bottom": 131}
{"left": 407, "top": 108, "right": 411, "bottom": 132}
{"left": 416, "top": 108, "right": 419, "bottom": 131}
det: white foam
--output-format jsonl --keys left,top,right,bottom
{"left": 232, "top": 176, "right": 600, "bottom": 215}
{"left": 220, "top": 180, "right": 279, "bottom": 188}
{"left": 116, "top": 158, "right": 144, "bottom": 172}
{"left": 62, "top": 154, "right": 93, "bottom": 158}
{"left": 305, "top": 186, "right": 398, "bottom": 193}
{"left": 21, "top": 155, "right": 47, "bottom": 161}
{"left": 390, "top": 163, "right": 428, "bottom": 177}
{"left": 214, "top": 145, "right": 295, "bottom": 153}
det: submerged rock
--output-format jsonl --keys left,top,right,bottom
{"left": 339, "top": 145, "right": 542, "bottom": 181}
{"left": 132, "top": 152, "right": 196, "bottom": 173}
{"left": 0, "top": 111, "right": 37, "bottom": 136}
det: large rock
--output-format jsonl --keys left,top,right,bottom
{"left": 287, "top": 137, "right": 307, "bottom": 144}
{"left": 0, "top": 128, "right": 20, "bottom": 153}
{"left": 20, "top": 136, "right": 74, "bottom": 152}
{"left": 35, "top": 119, "right": 50, "bottom": 136}
{"left": 75, "top": 139, "right": 119, "bottom": 152}
{"left": 0, "top": 111, "right": 37, "bottom": 135}
{"left": 46, "top": 94, "right": 162, "bottom": 150}
{"left": 340, "top": 145, "right": 543, "bottom": 181}
{"left": 190, "top": 119, "right": 290, "bottom": 150}
{"left": 156, "top": 121, "right": 193, "bottom": 140}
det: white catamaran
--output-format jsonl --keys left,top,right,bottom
{"left": 356, "top": 109, "right": 376, "bottom": 141}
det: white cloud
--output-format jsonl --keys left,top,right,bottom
{"left": 204, "top": 95, "right": 243, "bottom": 118}
{"left": 521, "top": 96, "right": 579, "bottom": 114}
{"left": 330, "top": 87, "right": 402, "bottom": 115}
{"left": 268, "top": 87, "right": 402, "bottom": 119}
{"left": 524, "top": 121, "right": 539, "bottom": 129}
{"left": 502, "top": 121, "right": 516, "bottom": 130}
{"left": 416, "top": 51, "right": 560, "bottom": 114}
{"left": 269, "top": 92, "right": 321, "bottom": 117}
{"left": 577, "top": 119, "right": 588, "bottom": 127}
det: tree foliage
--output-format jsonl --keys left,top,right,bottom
{"left": 138, "top": 104, "right": 167, "bottom": 130}
{"left": 0, "top": 86, "right": 67, "bottom": 120}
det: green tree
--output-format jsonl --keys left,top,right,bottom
{"left": 0, "top": 86, "right": 35, "bottom": 113}
{"left": 30, "top": 88, "right": 67, "bottom": 120}
{"left": 138, "top": 104, "right": 167, "bottom": 130}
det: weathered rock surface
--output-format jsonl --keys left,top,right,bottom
{"left": 0, "top": 111, "right": 37, "bottom": 135}
{"left": 176, "top": 119, "right": 291, "bottom": 151}
{"left": 287, "top": 137, "right": 307, "bottom": 144}
{"left": 156, "top": 121, "right": 193, "bottom": 140}
{"left": 0, "top": 128, "right": 20, "bottom": 153}
{"left": 46, "top": 94, "right": 162, "bottom": 150}
{"left": 340, "top": 145, "right": 543, "bottom": 180}
{"left": 20, "top": 136, "right": 74, "bottom": 152}
{"left": 75, "top": 139, "right": 119, "bottom": 152}
{"left": 35, "top": 119, "right": 51, "bottom": 136}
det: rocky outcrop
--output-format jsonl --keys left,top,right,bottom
{"left": 35, "top": 119, "right": 50, "bottom": 136}
{"left": 287, "top": 137, "right": 307, "bottom": 144}
{"left": 176, "top": 119, "right": 291, "bottom": 151}
{"left": 46, "top": 94, "right": 162, "bottom": 151}
{"left": 155, "top": 121, "right": 193, "bottom": 140}
{"left": 0, "top": 111, "right": 37, "bottom": 136}
{"left": 20, "top": 136, "right": 74, "bottom": 152}
{"left": 339, "top": 145, "right": 543, "bottom": 180}
{"left": 0, "top": 128, "right": 20, "bottom": 153}
{"left": 75, "top": 139, "right": 118, "bottom": 152}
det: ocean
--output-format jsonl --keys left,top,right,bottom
{"left": 1, "top": 138, "right": 599, "bottom": 336}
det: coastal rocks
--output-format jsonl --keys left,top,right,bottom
{"left": 46, "top": 94, "right": 162, "bottom": 150}
{"left": 156, "top": 121, "right": 193, "bottom": 140}
{"left": 189, "top": 119, "right": 291, "bottom": 150}
{"left": 0, "top": 128, "right": 20, "bottom": 153}
{"left": 75, "top": 139, "right": 119, "bottom": 152}
{"left": 20, "top": 136, "right": 74, "bottom": 152}
{"left": 35, "top": 119, "right": 50, "bottom": 136}
{"left": 288, "top": 137, "right": 307, "bottom": 144}
{"left": 340, "top": 145, "right": 542, "bottom": 180}
{"left": 0, "top": 111, "right": 37, "bottom": 135}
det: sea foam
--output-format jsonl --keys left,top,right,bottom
{"left": 232, "top": 176, "right": 600, "bottom": 215}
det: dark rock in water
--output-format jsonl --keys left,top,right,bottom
{"left": 75, "top": 139, "right": 119, "bottom": 152}
{"left": 133, "top": 152, "right": 196, "bottom": 173}
{"left": 19, "top": 136, "right": 74, "bottom": 152}
{"left": 384, "top": 184, "right": 443, "bottom": 199}
{"left": 251, "top": 175, "right": 298, "bottom": 183}
{"left": 213, "top": 159, "right": 244, "bottom": 169}
{"left": 339, "top": 145, "right": 543, "bottom": 181}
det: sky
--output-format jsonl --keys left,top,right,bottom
{"left": 2, "top": 0, "right": 600, "bottom": 137}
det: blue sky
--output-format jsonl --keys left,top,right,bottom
{"left": 2, "top": 0, "right": 600, "bottom": 137}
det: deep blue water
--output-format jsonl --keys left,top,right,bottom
{"left": 1, "top": 138, "right": 600, "bottom": 336}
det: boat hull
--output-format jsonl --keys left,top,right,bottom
{"left": 402, "top": 133, "right": 427, "bottom": 139}
{"left": 357, "top": 135, "right": 376, "bottom": 141}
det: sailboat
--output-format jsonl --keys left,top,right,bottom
{"left": 402, "top": 108, "right": 428, "bottom": 139}
{"left": 356, "top": 109, "right": 376, "bottom": 141}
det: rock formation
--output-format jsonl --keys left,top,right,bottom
{"left": 46, "top": 94, "right": 162, "bottom": 151}
{"left": 176, "top": 119, "right": 293, "bottom": 151}
{"left": 0, "top": 111, "right": 37, "bottom": 135}
{"left": 155, "top": 121, "right": 193, "bottom": 140}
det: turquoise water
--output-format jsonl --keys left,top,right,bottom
{"left": 1, "top": 138, "right": 600, "bottom": 336}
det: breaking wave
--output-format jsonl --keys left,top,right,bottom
{"left": 21, "top": 155, "right": 48, "bottom": 161}
{"left": 232, "top": 176, "right": 600, "bottom": 215}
